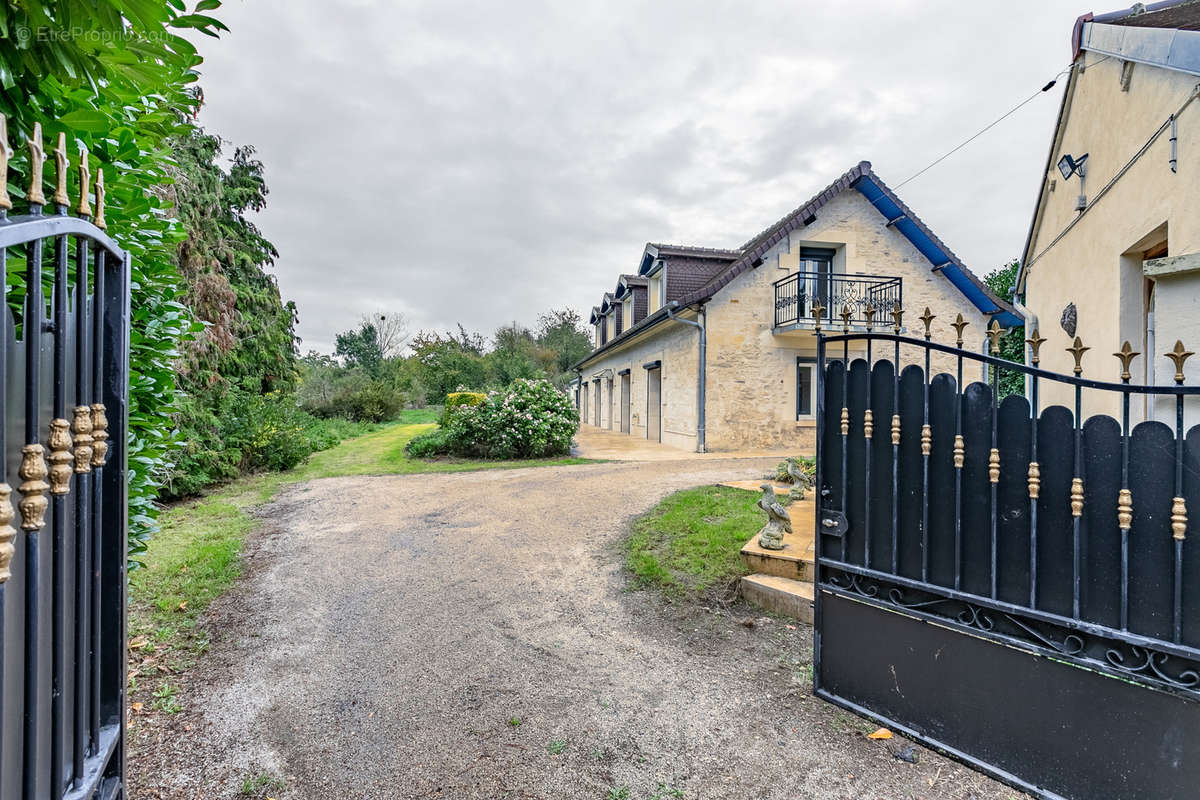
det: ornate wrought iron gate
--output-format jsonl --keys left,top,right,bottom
{"left": 0, "top": 121, "right": 129, "bottom": 799}
{"left": 814, "top": 305, "right": 1200, "bottom": 800}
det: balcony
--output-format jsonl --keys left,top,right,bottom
{"left": 773, "top": 271, "right": 902, "bottom": 329}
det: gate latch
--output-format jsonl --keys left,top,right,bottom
{"left": 820, "top": 510, "right": 848, "bottom": 537}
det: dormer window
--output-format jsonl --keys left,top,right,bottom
{"left": 647, "top": 263, "right": 664, "bottom": 312}
{"left": 606, "top": 313, "right": 615, "bottom": 340}
{"left": 623, "top": 296, "right": 633, "bottom": 327}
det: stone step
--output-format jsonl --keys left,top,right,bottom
{"left": 740, "top": 573, "right": 815, "bottom": 624}
{"left": 740, "top": 533, "right": 814, "bottom": 581}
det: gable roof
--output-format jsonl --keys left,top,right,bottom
{"left": 1020, "top": 2, "right": 1200, "bottom": 291}
{"left": 574, "top": 161, "right": 1019, "bottom": 369}
{"left": 615, "top": 273, "right": 647, "bottom": 298}
{"left": 676, "top": 161, "right": 1019, "bottom": 325}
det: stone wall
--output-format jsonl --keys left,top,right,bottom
{"left": 703, "top": 190, "right": 991, "bottom": 452}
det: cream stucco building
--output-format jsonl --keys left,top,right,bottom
{"left": 573, "top": 162, "right": 1019, "bottom": 453}
{"left": 1017, "top": 2, "right": 1200, "bottom": 420}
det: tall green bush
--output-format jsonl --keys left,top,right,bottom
{"left": 0, "top": 1, "right": 229, "bottom": 556}
{"left": 445, "top": 379, "right": 578, "bottom": 459}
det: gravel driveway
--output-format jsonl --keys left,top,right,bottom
{"left": 130, "top": 458, "right": 1024, "bottom": 800}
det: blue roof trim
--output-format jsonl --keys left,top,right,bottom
{"left": 854, "top": 177, "right": 1022, "bottom": 327}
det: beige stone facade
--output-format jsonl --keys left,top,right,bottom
{"left": 576, "top": 165, "right": 1010, "bottom": 454}
{"left": 1019, "top": 18, "right": 1200, "bottom": 421}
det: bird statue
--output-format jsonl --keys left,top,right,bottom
{"left": 785, "top": 457, "right": 813, "bottom": 502}
{"left": 756, "top": 483, "right": 792, "bottom": 550}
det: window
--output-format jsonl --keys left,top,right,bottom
{"left": 649, "top": 273, "right": 662, "bottom": 311}
{"left": 606, "top": 314, "right": 615, "bottom": 339}
{"left": 796, "top": 357, "right": 815, "bottom": 419}
{"left": 624, "top": 297, "right": 633, "bottom": 326}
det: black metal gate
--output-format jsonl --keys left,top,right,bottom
{"left": 814, "top": 306, "right": 1200, "bottom": 800}
{"left": 0, "top": 122, "right": 130, "bottom": 798}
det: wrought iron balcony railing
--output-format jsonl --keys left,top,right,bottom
{"left": 773, "top": 271, "right": 902, "bottom": 328}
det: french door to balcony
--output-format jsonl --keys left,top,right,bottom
{"left": 800, "top": 247, "right": 835, "bottom": 322}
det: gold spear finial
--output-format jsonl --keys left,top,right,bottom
{"left": 986, "top": 319, "right": 1006, "bottom": 355}
{"left": 891, "top": 301, "right": 903, "bottom": 335}
{"left": 919, "top": 307, "right": 935, "bottom": 341}
{"left": 840, "top": 305, "right": 851, "bottom": 334}
{"left": 0, "top": 114, "right": 12, "bottom": 211}
{"left": 951, "top": 313, "right": 969, "bottom": 348}
{"left": 52, "top": 131, "right": 69, "bottom": 207}
{"left": 76, "top": 145, "right": 92, "bottom": 217}
{"left": 863, "top": 303, "right": 876, "bottom": 331}
{"left": 811, "top": 299, "right": 824, "bottom": 334}
{"left": 1067, "top": 336, "right": 1090, "bottom": 376}
{"left": 28, "top": 121, "right": 46, "bottom": 206}
{"left": 1113, "top": 341, "right": 1139, "bottom": 383}
{"left": 1166, "top": 340, "right": 1194, "bottom": 385}
{"left": 1025, "top": 328, "right": 1046, "bottom": 366}
{"left": 93, "top": 167, "right": 106, "bottom": 229}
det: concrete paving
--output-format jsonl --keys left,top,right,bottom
{"left": 573, "top": 423, "right": 800, "bottom": 462}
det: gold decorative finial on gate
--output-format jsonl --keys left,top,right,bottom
{"left": 840, "top": 305, "right": 851, "bottom": 334}
{"left": 811, "top": 299, "right": 824, "bottom": 334}
{"left": 863, "top": 303, "right": 876, "bottom": 331}
{"left": 953, "top": 435, "right": 965, "bottom": 468}
{"left": 27, "top": 121, "right": 46, "bottom": 206}
{"left": 920, "top": 424, "right": 932, "bottom": 456}
{"left": 46, "top": 418, "right": 74, "bottom": 495}
{"left": 891, "top": 301, "right": 903, "bottom": 335}
{"left": 1070, "top": 478, "right": 1084, "bottom": 517}
{"left": 989, "top": 448, "right": 1000, "bottom": 483}
{"left": 1117, "top": 489, "right": 1133, "bottom": 531}
{"left": 985, "top": 320, "right": 1005, "bottom": 355}
{"left": 72, "top": 406, "right": 94, "bottom": 473}
{"left": 90, "top": 403, "right": 109, "bottom": 467}
{"left": 52, "top": 131, "right": 69, "bottom": 207}
{"left": 840, "top": 406, "right": 850, "bottom": 436}
{"left": 1171, "top": 496, "right": 1188, "bottom": 540}
{"left": 93, "top": 168, "right": 106, "bottom": 230}
{"left": 1028, "top": 462, "right": 1041, "bottom": 499}
{"left": 1114, "top": 341, "right": 1139, "bottom": 383}
{"left": 1066, "top": 336, "right": 1090, "bottom": 376}
{"left": 1166, "top": 340, "right": 1194, "bottom": 384}
{"left": 891, "top": 414, "right": 901, "bottom": 445}
{"left": 952, "top": 314, "right": 969, "bottom": 348}
{"left": 0, "top": 114, "right": 12, "bottom": 211}
{"left": 919, "top": 307, "right": 935, "bottom": 341}
{"left": 18, "top": 444, "right": 49, "bottom": 530}
{"left": 76, "top": 145, "right": 92, "bottom": 217}
{"left": 1025, "top": 328, "right": 1046, "bottom": 366}
{"left": 863, "top": 409, "right": 873, "bottom": 439}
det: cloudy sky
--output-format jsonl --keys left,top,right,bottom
{"left": 192, "top": 0, "right": 1093, "bottom": 354}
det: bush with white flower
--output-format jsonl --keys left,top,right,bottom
{"left": 447, "top": 379, "right": 579, "bottom": 459}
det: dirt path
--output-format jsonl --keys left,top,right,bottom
{"left": 130, "top": 459, "right": 1023, "bottom": 800}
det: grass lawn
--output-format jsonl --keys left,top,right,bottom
{"left": 130, "top": 409, "right": 594, "bottom": 685}
{"left": 623, "top": 485, "right": 762, "bottom": 600}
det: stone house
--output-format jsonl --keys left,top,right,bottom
{"left": 573, "top": 162, "right": 1019, "bottom": 453}
{"left": 1016, "top": 1, "right": 1200, "bottom": 419}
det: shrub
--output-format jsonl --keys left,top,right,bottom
{"left": 445, "top": 379, "right": 578, "bottom": 459}
{"left": 405, "top": 428, "right": 451, "bottom": 459}
{"left": 442, "top": 391, "right": 487, "bottom": 425}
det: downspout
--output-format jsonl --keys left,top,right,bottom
{"left": 667, "top": 301, "right": 706, "bottom": 453}
{"left": 1011, "top": 293, "right": 1037, "bottom": 397}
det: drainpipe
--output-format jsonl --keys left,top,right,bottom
{"left": 1012, "top": 293, "right": 1038, "bottom": 397}
{"left": 666, "top": 301, "right": 706, "bottom": 453}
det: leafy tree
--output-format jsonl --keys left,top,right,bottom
{"left": 335, "top": 322, "right": 384, "bottom": 374}
{"left": 410, "top": 329, "right": 487, "bottom": 403}
{"left": 0, "top": 1, "right": 230, "bottom": 554}
{"left": 536, "top": 308, "right": 593, "bottom": 380}
{"left": 165, "top": 127, "right": 300, "bottom": 497}
{"left": 984, "top": 261, "right": 1025, "bottom": 398}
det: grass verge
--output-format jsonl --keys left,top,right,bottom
{"left": 623, "top": 484, "right": 761, "bottom": 600}
{"left": 130, "top": 409, "right": 593, "bottom": 685}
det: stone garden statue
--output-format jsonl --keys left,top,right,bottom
{"left": 786, "top": 457, "right": 813, "bottom": 502}
{"left": 756, "top": 483, "right": 792, "bottom": 550}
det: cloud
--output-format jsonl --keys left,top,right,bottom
{"left": 192, "top": 0, "right": 1085, "bottom": 352}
